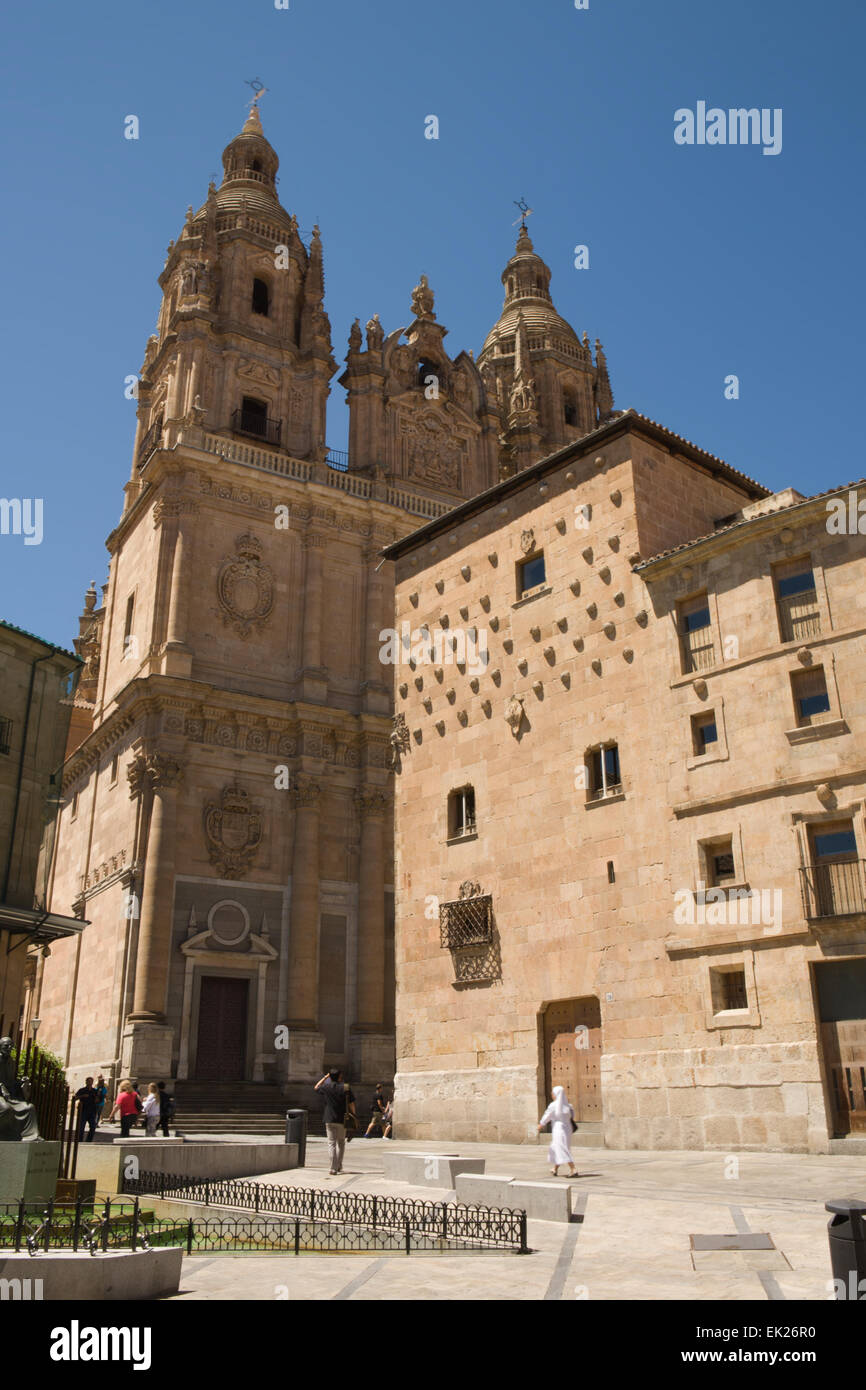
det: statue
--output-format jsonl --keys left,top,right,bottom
{"left": 0, "top": 1037, "right": 40, "bottom": 1141}
{"left": 365, "top": 313, "right": 384, "bottom": 351}
{"left": 348, "top": 318, "right": 362, "bottom": 351}
{"left": 410, "top": 273, "right": 435, "bottom": 320}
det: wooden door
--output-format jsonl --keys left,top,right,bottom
{"left": 195, "top": 976, "right": 249, "bottom": 1081}
{"left": 543, "top": 997, "right": 603, "bottom": 1122}
{"left": 821, "top": 1021, "right": 866, "bottom": 1135}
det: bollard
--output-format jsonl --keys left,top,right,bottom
{"left": 825, "top": 1198, "right": 866, "bottom": 1300}
{"left": 285, "top": 1108, "right": 308, "bottom": 1167}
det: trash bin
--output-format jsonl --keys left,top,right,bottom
{"left": 285, "top": 1108, "right": 308, "bottom": 1167}
{"left": 825, "top": 1199, "right": 866, "bottom": 1300}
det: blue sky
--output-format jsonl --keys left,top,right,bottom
{"left": 2, "top": 0, "right": 863, "bottom": 646}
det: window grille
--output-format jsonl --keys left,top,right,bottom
{"left": 439, "top": 885, "right": 492, "bottom": 949}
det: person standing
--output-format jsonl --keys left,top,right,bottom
{"left": 157, "top": 1080, "right": 174, "bottom": 1137}
{"left": 108, "top": 1080, "right": 139, "bottom": 1139}
{"left": 75, "top": 1077, "right": 99, "bottom": 1143}
{"left": 313, "top": 1068, "right": 356, "bottom": 1176}
{"left": 142, "top": 1082, "right": 160, "bottom": 1137}
{"left": 94, "top": 1074, "right": 108, "bottom": 1127}
{"left": 537, "top": 1085, "right": 577, "bottom": 1178}
{"left": 381, "top": 1097, "right": 393, "bottom": 1140}
{"left": 364, "top": 1083, "right": 387, "bottom": 1137}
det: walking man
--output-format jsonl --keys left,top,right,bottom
{"left": 157, "top": 1080, "right": 174, "bottom": 1137}
{"left": 75, "top": 1077, "right": 99, "bottom": 1143}
{"left": 364, "top": 1083, "right": 388, "bottom": 1138}
{"left": 94, "top": 1074, "right": 107, "bottom": 1127}
{"left": 313, "top": 1068, "right": 356, "bottom": 1176}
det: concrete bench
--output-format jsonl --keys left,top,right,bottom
{"left": 454, "top": 1173, "right": 519, "bottom": 1209}
{"left": 381, "top": 1151, "right": 486, "bottom": 1187}
{"left": 455, "top": 1172, "right": 575, "bottom": 1222}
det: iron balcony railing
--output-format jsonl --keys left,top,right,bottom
{"left": 231, "top": 408, "right": 282, "bottom": 446}
{"left": 137, "top": 415, "right": 163, "bottom": 466}
{"left": 800, "top": 860, "right": 866, "bottom": 920}
{"left": 325, "top": 447, "right": 349, "bottom": 471}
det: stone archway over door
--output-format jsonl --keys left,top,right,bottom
{"left": 196, "top": 976, "right": 249, "bottom": 1081}
{"left": 543, "top": 997, "right": 603, "bottom": 1123}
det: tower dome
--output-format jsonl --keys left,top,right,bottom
{"left": 478, "top": 225, "right": 614, "bottom": 477}
{"left": 480, "top": 226, "right": 582, "bottom": 359}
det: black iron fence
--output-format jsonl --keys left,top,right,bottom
{"left": 3, "top": 1194, "right": 528, "bottom": 1257}
{"left": 0, "top": 1033, "right": 77, "bottom": 1178}
{"left": 122, "top": 1172, "right": 528, "bottom": 1253}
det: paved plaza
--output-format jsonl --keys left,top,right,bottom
{"left": 165, "top": 1136, "right": 865, "bottom": 1301}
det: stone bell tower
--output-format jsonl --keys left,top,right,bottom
{"left": 34, "top": 103, "right": 472, "bottom": 1108}
{"left": 132, "top": 101, "right": 336, "bottom": 501}
{"left": 478, "top": 225, "right": 615, "bottom": 478}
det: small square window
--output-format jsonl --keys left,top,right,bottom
{"left": 705, "top": 838, "right": 736, "bottom": 886}
{"left": 790, "top": 666, "right": 831, "bottom": 727}
{"left": 711, "top": 967, "right": 748, "bottom": 1012}
{"left": 691, "top": 712, "right": 718, "bottom": 756}
{"left": 518, "top": 553, "right": 546, "bottom": 596}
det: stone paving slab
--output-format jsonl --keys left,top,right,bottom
{"left": 159, "top": 1136, "right": 862, "bottom": 1301}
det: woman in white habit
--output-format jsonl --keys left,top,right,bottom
{"left": 537, "top": 1085, "right": 577, "bottom": 1177}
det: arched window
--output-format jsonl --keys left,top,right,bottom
{"left": 252, "top": 278, "right": 270, "bottom": 316}
{"left": 563, "top": 390, "right": 578, "bottom": 427}
{"left": 417, "top": 357, "right": 440, "bottom": 391}
{"left": 251, "top": 158, "right": 262, "bottom": 173}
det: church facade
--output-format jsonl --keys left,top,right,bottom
{"left": 27, "top": 106, "right": 610, "bottom": 1108}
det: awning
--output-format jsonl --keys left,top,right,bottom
{"left": 0, "top": 904, "right": 88, "bottom": 943}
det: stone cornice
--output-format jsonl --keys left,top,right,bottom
{"left": 62, "top": 677, "right": 393, "bottom": 791}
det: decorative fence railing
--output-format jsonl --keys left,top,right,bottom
{"left": 121, "top": 1172, "right": 528, "bottom": 1254}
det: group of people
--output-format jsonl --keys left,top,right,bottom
{"left": 74, "top": 1076, "right": 175, "bottom": 1141}
{"left": 312, "top": 1072, "right": 579, "bottom": 1179}
{"left": 313, "top": 1071, "right": 393, "bottom": 1176}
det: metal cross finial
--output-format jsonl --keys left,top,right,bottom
{"left": 245, "top": 78, "right": 268, "bottom": 112}
{"left": 512, "top": 197, "right": 533, "bottom": 228}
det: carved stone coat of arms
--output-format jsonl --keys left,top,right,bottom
{"left": 204, "top": 784, "right": 263, "bottom": 879}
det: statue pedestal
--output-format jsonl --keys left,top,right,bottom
{"left": 0, "top": 1141, "right": 61, "bottom": 1204}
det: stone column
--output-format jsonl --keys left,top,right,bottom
{"left": 301, "top": 533, "right": 324, "bottom": 671}
{"left": 124, "top": 753, "right": 183, "bottom": 1077}
{"left": 128, "top": 754, "right": 183, "bottom": 1022}
{"left": 362, "top": 546, "right": 391, "bottom": 713}
{"left": 284, "top": 777, "right": 325, "bottom": 1081}
{"left": 163, "top": 507, "right": 195, "bottom": 676}
{"left": 350, "top": 787, "right": 394, "bottom": 1081}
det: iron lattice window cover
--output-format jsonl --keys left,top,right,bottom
{"left": 440, "top": 890, "right": 493, "bottom": 949}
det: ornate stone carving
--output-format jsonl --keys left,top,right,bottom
{"left": 390, "top": 713, "right": 411, "bottom": 770}
{"left": 400, "top": 411, "right": 466, "bottom": 491}
{"left": 520, "top": 529, "right": 535, "bottom": 555}
{"left": 146, "top": 753, "right": 183, "bottom": 789}
{"left": 410, "top": 273, "right": 435, "bottom": 320}
{"left": 127, "top": 754, "right": 148, "bottom": 799}
{"left": 505, "top": 695, "right": 525, "bottom": 738}
{"left": 238, "top": 357, "right": 279, "bottom": 387}
{"left": 217, "top": 533, "right": 275, "bottom": 637}
{"left": 355, "top": 787, "right": 389, "bottom": 818}
{"left": 459, "top": 880, "right": 482, "bottom": 900}
{"left": 204, "top": 784, "right": 263, "bottom": 878}
{"left": 291, "top": 777, "right": 320, "bottom": 809}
